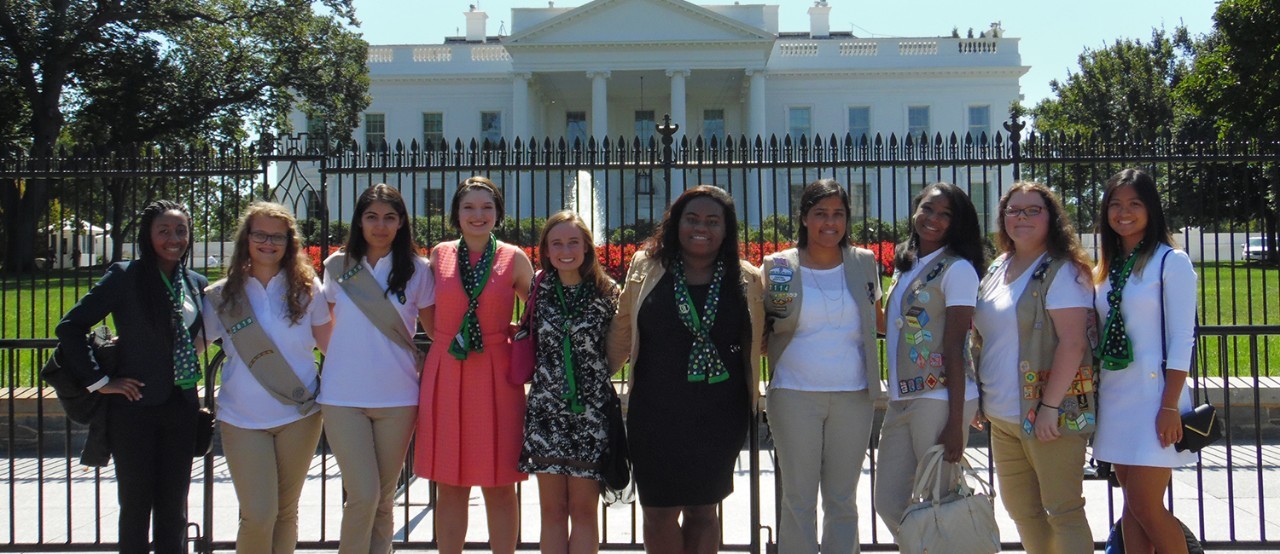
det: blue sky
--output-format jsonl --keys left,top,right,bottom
{"left": 349, "top": 0, "right": 1215, "bottom": 110}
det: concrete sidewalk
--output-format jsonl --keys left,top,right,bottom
{"left": 3, "top": 443, "right": 1277, "bottom": 551}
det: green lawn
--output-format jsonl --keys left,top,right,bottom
{"left": 2, "top": 263, "right": 1276, "bottom": 387}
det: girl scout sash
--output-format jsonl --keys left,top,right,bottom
{"left": 207, "top": 280, "right": 317, "bottom": 413}
{"left": 324, "top": 254, "right": 425, "bottom": 369}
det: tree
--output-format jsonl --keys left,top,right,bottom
{"left": 1180, "top": 0, "right": 1280, "bottom": 142}
{"left": 0, "top": 0, "right": 370, "bottom": 271}
{"left": 1031, "top": 28, "right": 1202, "bottom": 143}
{"left": 1179, "top": 0, "right": 1280, "bottom": 258}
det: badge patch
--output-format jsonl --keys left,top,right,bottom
{"left": 768, "top": 267, "right": 794, "bottom": 283}
{"left": 905, "top": 306, "right": 929, "bottom": 329}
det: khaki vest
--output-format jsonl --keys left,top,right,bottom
{"left": 762, "top": 247, "right": 883, "bottom": 400}
{"left": 974, "top": 256, "right": 1098, "bottom": 436}
{"left": 888, "top": 252, "right": 973, "bottom": 397}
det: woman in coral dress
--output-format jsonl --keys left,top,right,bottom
{"left": 414, "top": 176, "right": 533, "bottom": 554}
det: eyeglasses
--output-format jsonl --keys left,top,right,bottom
{"left": 1004, "top": 205, "right": 1045, "bottom": 218}
{"left": 249, "top": 231, "right": 288, "bottom": 246}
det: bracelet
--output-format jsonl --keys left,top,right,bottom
{"left": 1037, "top": 401, "right": 1060, "bottom": 411}
{"left": 1160, "top": 406, "right": 1179, "bottom": 413}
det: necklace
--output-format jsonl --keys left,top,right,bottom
{"left": 806, "top": 265, "right": 847, "bottom": 322}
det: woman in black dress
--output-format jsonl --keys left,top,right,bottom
{"left": 607, "top": 185, "right": 765, "bottom": 554}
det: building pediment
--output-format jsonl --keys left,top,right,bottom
{"left": 505, "top": 0, "right": 775, "bottom": 47}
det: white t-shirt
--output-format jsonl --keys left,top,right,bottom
{"left": 319, "top": 252, "right": 435, "bottom": 408}
{"left": 886, "top": 249, "right": 981, "bottom": 402}
{"left": 973, "top": 255, "right": 1093, "bottom": 422}
{"left": 772, "top": 264, "right": 883, "bottom": 392}
{"left": 203, "top": 274, "right": 331, "bottom": 429}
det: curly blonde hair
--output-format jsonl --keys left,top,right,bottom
{"left": 220, "top": 202, "right": 317, "bottom": 324}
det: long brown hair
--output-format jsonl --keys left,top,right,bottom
{"left": 220, "top": 202, "right": 316, "bottom": 324}
{"left": 995, "top": 181, "right": 1092, "bottom": 279}
{"left": 536, "top": 210, "right": 616, "bottom": 294}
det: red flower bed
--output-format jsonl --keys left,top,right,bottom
{"left": 308, "top": 240, "right": 895, "bottom": 282}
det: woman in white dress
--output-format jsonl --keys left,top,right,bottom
{"left": 1092, "top": 168, "right": 1197, "bottom": 554}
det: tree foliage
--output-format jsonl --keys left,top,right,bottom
{"left": 1180, "top": 0, "right": 1280, "bottom": 143}
{"left": 0, "top": 0, "right": 371, "bottom": 271}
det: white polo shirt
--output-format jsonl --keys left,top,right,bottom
{"left": 202, "top": 275, "right": 330, "bottom": 429}
{"left": 319, "top": 252, "right": 435, "bottom": 408}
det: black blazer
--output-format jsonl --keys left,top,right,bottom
{"left": 55, "top": 261, "right": 208, "bottom": 407}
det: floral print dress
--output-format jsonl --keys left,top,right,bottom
{"left": 519, "top": 275, "right": 620, "bottom": 480}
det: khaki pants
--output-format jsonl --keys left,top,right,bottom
{"left": 989, "top": 417, "right": 1092, "bottom": 554}
{"left": 872, "top": 397, "right": 978, "bottom": 538}
{"left": 768, "top": 388, "right": 875, "bottom": 554}
{"left": 221, "top": 413, "right": 324, "bottom": 554}
{"left": 321, "top": 404, "right": 418, "bottom": 554}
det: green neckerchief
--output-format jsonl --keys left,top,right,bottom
{"left": 552, "top": 273, "right": 595, "bottom": 414}
{"left": 449, "top": 235, "right": 497, "bottom": 360}
{"left": 160, "top": 270, "right": 201, "bottom": 390}
{"left": 673, "top": 257, "right": 728, "bottom": 384}
{"left": 1096, "top": 240, "right": 1146, "bottom": 370}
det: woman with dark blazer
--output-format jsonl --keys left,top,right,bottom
{"left": 55, "top": 200, "right": 209, "bottom": 554}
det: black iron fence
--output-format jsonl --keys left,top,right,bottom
{"left": 2, "top": 116, "right": 1279, "bottom": 551}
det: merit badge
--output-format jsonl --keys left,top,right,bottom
{"left": 768, "top": 266, "right": 794, "bottom": 283}
{"left": 917, "top": 291, "right": 931, "bottom": 303}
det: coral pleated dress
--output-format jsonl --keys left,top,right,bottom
{"left": 414, "top": 240, "right": 528, "bottom": 487}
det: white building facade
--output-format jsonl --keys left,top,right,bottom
{"left": 290, "top": 0, "right": 1027, "bottom": 229}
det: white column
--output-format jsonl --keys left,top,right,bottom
{"left": 747, "top": 68, "right": 767, "bottom": 143}
{"left": 667, "top": 69, "right": 690, "bottom": 142}
{"left": 587, "top": 70, "right": 611, "bottom": 143}
{"left": 511, "top": 72, "right": 531, "bottom": 143}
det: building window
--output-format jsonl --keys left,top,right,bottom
{"left": 788, "top": 107, "right": 811, "bottom": 140}
{"left": 847, "top": 107, "right": 871, "bottom": 142}
{"left": 364, "top": 113, "right": 386, "bottom": 151}
{"left": 481, "top": 111, "right": 502, "bottom": 146}
{"left": 636, "top": 172, "right": 653, "bottom": 195}
{"left": 305, "top": 191, "right": 323, "bottom": 221}
{"left": 635, "top": 110, "right": 656, "bottom": 145}
{"left": 702, "top": 109, "right": 725, "bottom": 143}
{"left": 566, "top": 111, "right": 588, "bottom": 147}
{"left": 423, "top": 186, "right": 445, "bottom": 216}
{"left": 305, "top": 116, "right": 327, "bottom": 153}
{"left": 422, "top": 112, "right": 443, "bottom": 147}
{"left": 968, "top": 105, "right": 991, "bottom": 140}
{"left": 907, "top": 106, "right": 930, "bottom": 138}
{"left": 970, "top": 181, "right": 991, "bottom": 229}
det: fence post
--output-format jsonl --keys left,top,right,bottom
{"left": 1003, "top": 108, "right": 1026, "bottom": 179}
{"left": 658, "top": 114, "right": 680, "bottom": 201}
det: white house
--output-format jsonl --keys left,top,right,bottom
{"left": 288, "top": 0, "right": 1027, "bottom": 229}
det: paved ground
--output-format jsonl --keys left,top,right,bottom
{"left": 3, "top": 443, "right": 1277, "bottom": 552}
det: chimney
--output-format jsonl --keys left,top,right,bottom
{"left": 465, "top": 6, "right": 488, "bottom": 43}
{"left": 808, "top": 1, "right": 831, "bottom": 39}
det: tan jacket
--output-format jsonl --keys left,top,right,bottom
{"left": 762, "top": 247, "right": 884, "bottom": 401}
{"left": 606, "top": 250, "right": 766, "bottom": 412}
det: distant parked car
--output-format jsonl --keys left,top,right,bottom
{"left": 1242, "top": 236, "right": 1275, "bottom": 263}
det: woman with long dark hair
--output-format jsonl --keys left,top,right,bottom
{"left": 202, "top": 202, "right": 333, "bottom": 553}
{"left": 56, "top": 199, "right": 209, "bottom": 553}
{"left": 1092, "top": 168, "right": 1196, "bottom": 554}
{"left": 872, "top": 182, "right": 985, "bottom": 540}
{"left": 762, "top": 179, "right": 884, "bottom": 553}
{"left": 972, "top": 182, "right": 1095, "bottom": 552}
{"left": 519, "top": 210, "right": 620, "bottom": 554}
{"left": 607, "top": 185, "right": 765, "bottom": 554}
{"left": 320, "top": 184, "right": 435, "bottom": 554}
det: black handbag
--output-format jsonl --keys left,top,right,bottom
{"left": 1157, "top": 250, "right": 1222, "bottom": 454}
{"left": 1104, "top": 517, "right": 1205, "bottom": 553}
{"left": 40, "top": 326, "right": 118, "bottom": 424}
{"left": 194, "top": 407, "right": 215, "bottom": 457}
{"left": 599, "top": 389, "right": 633, "bottom": 505}
{"left": 1175, "top": 403, "right": 1221, "bottom": 453}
